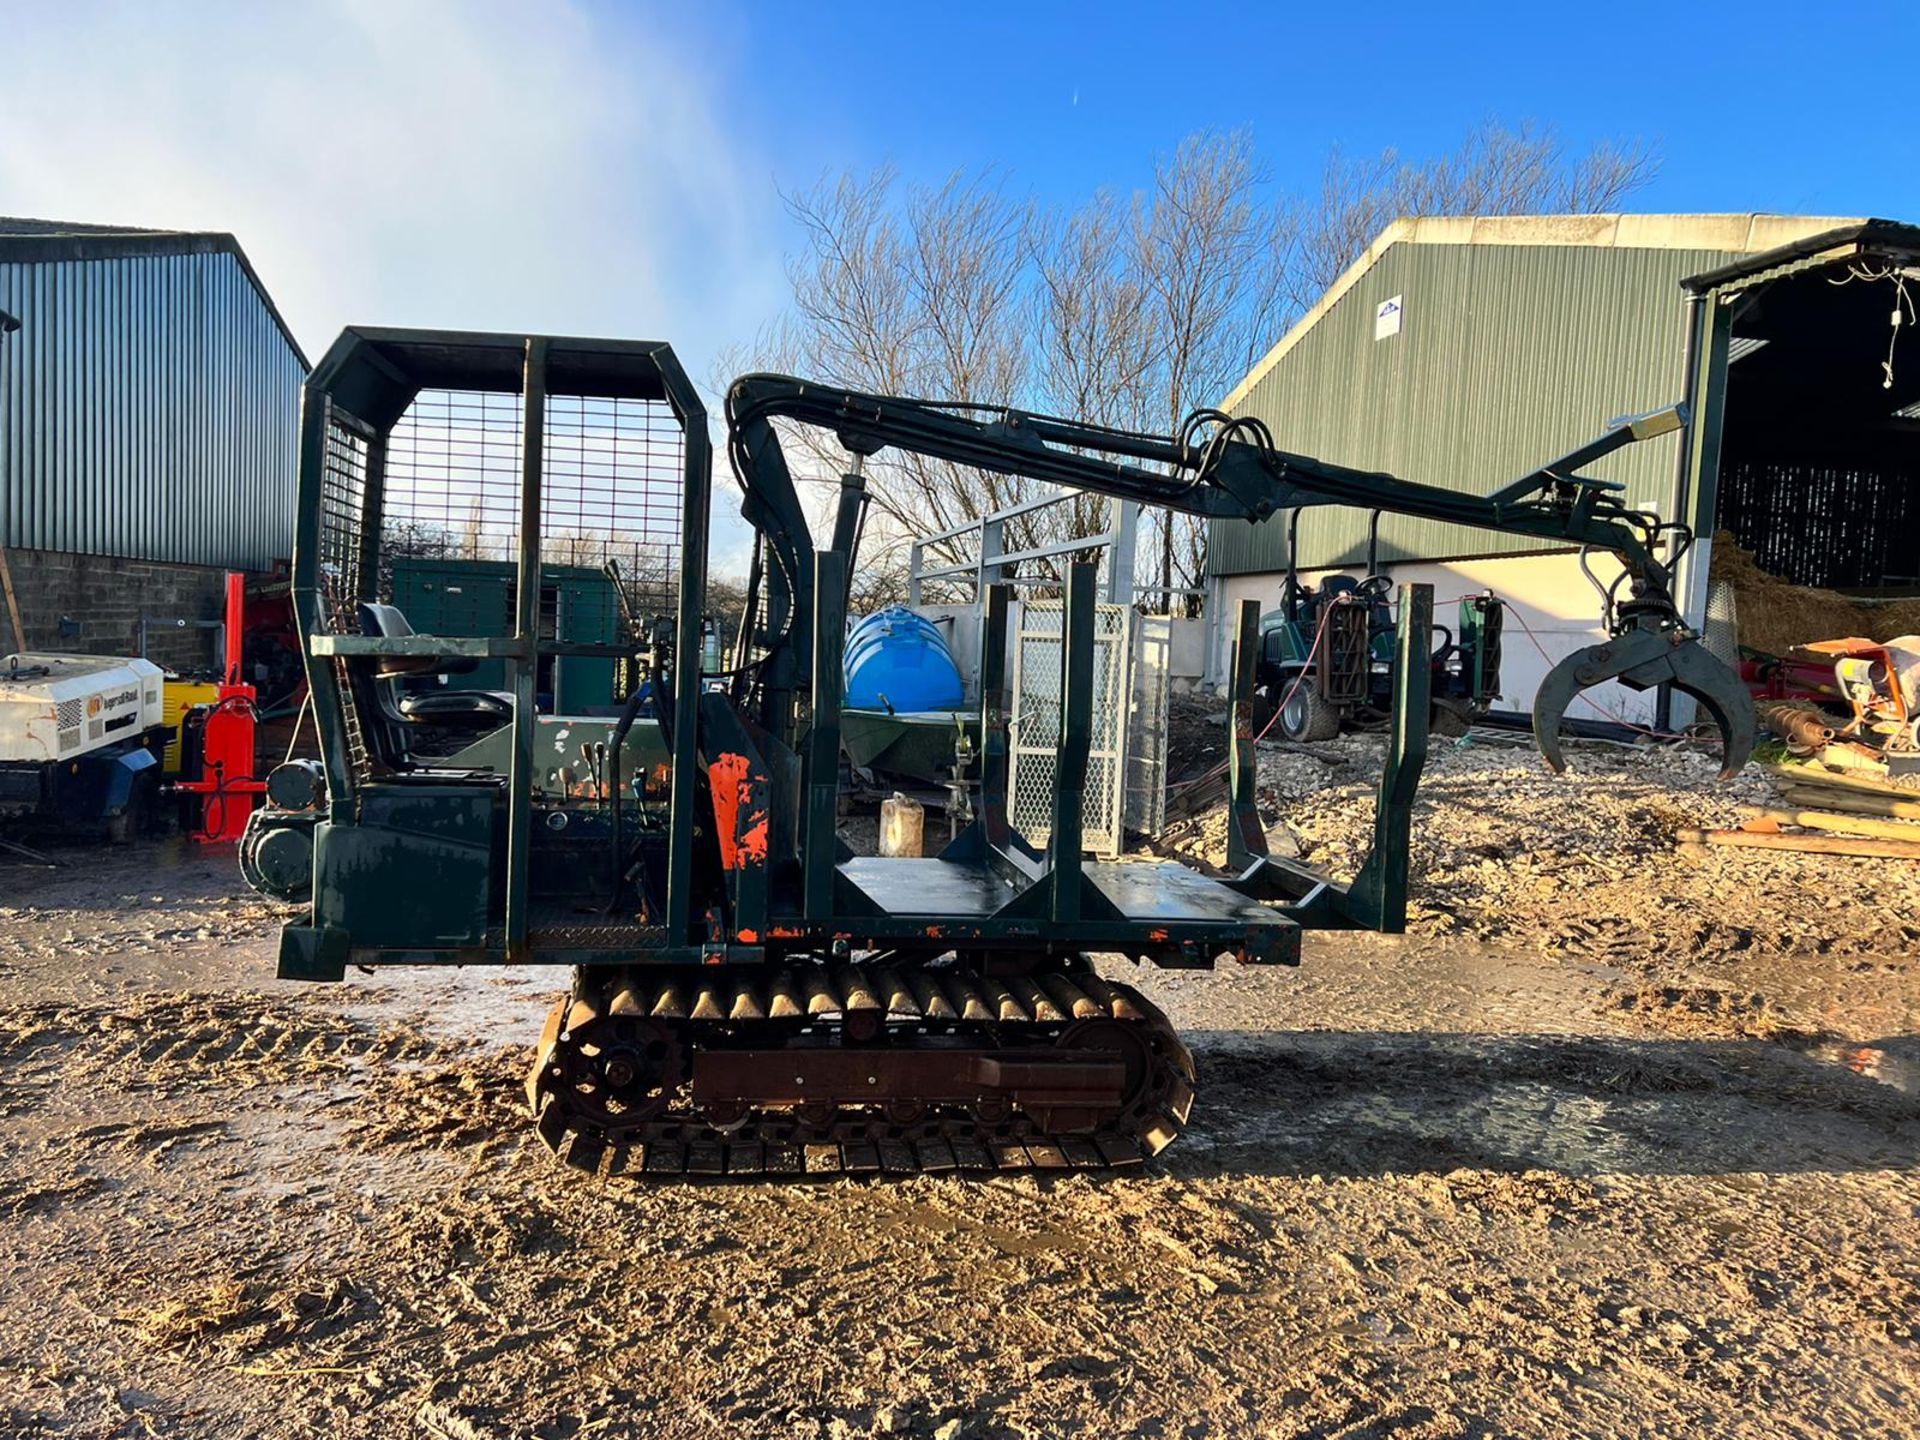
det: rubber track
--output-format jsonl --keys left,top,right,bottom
{"left": 527, "top": 962, "right": 1195, "bottom": 1178}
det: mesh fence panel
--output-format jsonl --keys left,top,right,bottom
{"left": 312, "top": 381, "right": 687, "bottom": 763}
{"left": 1124, "top": 615, "right": 1171, "bottom": 838}
{"left": 1007, "top": 600, "right": 1131, "bottom": 856}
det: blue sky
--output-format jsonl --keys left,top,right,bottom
{"left": 697, "top": 1, "right": 1918, "bottom": 222}
{"left": 0, "top": 0, "right": 1913, "bottom": 572}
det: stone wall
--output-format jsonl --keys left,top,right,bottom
{"left": 1, "top": 548, "right": 230, "bottom": 674}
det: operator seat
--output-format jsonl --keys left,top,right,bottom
{"left": 356, "top": 602, "right": 513, "bottom": 741}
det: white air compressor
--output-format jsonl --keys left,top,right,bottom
{"left": 1, "top": 652, "right": 167, "bottom": 834}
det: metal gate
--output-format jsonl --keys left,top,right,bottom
{"left": 1008, "top": 599, "right": 1133, "bottom": 857}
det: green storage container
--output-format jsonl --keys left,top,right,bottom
{"left": 389, "top": 557, "right": 622, "bottom": 712}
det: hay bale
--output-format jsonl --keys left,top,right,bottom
{"left": 1710, "top": 532, "right": 1920, "bottom": 658}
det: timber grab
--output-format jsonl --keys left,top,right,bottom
{"left": 252, "top": 329, "right": 1753, "bottom": 1178}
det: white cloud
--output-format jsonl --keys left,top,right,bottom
{"left": 0, "top": 0, "right": 782, "bottom": 574}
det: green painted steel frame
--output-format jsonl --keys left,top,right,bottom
{"left": 723, "top": 375, "right": 1694, "bottom": 697}
{"left": 1225, "top": 583, "right": 1432, "bottom": 931}
{"left": 286, "top": 331, "right": 712, "bottom": 974}
{"left": 285, "top": 337, "right": 1710, "bottom": 982}
{"left": 285, "top": 335, "right": 1288, "bottom": 979}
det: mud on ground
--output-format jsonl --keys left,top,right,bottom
{"left": 4, "top": 768, "right": 1920, "bottom": 1438}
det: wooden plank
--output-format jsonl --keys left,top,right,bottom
{"left": 1764, "top": 761, "right": 1917, "bottom": 799}
{"left": 0, "top": 547, "right": 25, "bottom": 652}
{"left": 1780, "top": 786, "right": 1920, "bottom": 821}
{"left": 1678, "top": 828, "right": 1920, "bottom": 859}
{"left": 1739, "top": 805, "right": 1920, "bottom": 842}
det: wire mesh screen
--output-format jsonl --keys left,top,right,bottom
{"left": 316, "top": 403, "right": 377, "bottom": 778}
{"left": 381, "top": 388, "right": 685, "bottom": 625}
{"left": 317, "top": 406, "right": 371, "bottom": 632}
{"left": 1006, "top": 600, "right": 1132, "bottom": 857}
{"left": 1124, "top": 615, "right": 1171, "bottom": 839}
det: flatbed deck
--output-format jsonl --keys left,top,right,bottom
{"left": 835, "top": 856, "right": 1298, "bottom": 966}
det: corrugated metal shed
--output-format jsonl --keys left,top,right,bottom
{"left": 0, "top": 222, "right": 307, "bottom": 570}
{"left": 1209, "top": 213, "right": 1860, "bottom": 577}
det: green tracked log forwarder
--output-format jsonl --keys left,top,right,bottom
{"left": 241, "top": 328, "right": 1753, "bottom": 1177}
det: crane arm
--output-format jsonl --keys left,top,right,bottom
{"left": 722, "top": 373, "right": 1753, "bottom": 777}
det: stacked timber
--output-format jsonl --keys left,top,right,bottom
{"left": 1677, "top": 763, "right": 1920, "bottom": 859}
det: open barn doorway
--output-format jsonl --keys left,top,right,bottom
{"left": 1704, "top": 228, "right": 1920, "bottom": 597}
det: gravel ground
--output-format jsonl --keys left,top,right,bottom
{"left": 3, "top": 743, "right": 1919, "bottom": 1439}
{"left": 1167, "top": 731, "right": 1920, "bottom": 985}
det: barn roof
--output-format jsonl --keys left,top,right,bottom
{"left": 1222, "top": 212, "right": 1869, "bottom": 412}
{"left": 0, "top": 216, "right": 307, "bottom": 369}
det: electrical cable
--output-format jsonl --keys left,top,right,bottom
{"left": 282, "top": 690, "right": 314, "bottom": 765}
{"left": 1499, "top": 601, "right": 1693, "bottom": 741}
{"left": 1824, "top": 262, "right": 1916, "bottom": 390}
{"left": 1165, "top": 602, "right": 1338, "bottom": 799}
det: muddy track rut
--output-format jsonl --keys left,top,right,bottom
{"left": 2, "top": 839, "right": 1919, "bottom": 1437}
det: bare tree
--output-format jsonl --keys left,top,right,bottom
{"left": 1284, "top": 120, "right": 1658, "bottom": 316}
{"left": 750, "top": 120, "right": 1655, "bottom": 612}
{"left": 704, "top": 572, "right": 751, "bottom": 653}
{"left": 459, "top": 498, "right": 492, "bottom": 562}
{"left": 774, "top": 169, "right": 1037, "bottom": 563}
{"left": 1025, "top": 191, "right": 1151, "bottom": 561}
{"left": 1129, "top": 132, "right": 1289, "bottom": 613}
{"left": 847, "top": 554, "right": 912, "bottom": 614}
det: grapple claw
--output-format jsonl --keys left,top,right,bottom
{"left": 1531, "top": 626, "right": 1754, "bottom": 780}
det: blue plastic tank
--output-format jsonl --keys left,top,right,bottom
{"left": 844, "top": 607, "right": 965, "bottom": 712}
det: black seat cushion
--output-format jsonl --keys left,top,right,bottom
{"left": 396, "top": 690, "right": 513, "bottom": 729}
{"left": 358, "top": 601, "right": 479, "bottom": 677}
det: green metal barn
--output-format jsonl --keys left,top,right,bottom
{"left": 1206, "top": 213, "right": 1920, "bottom": 725}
